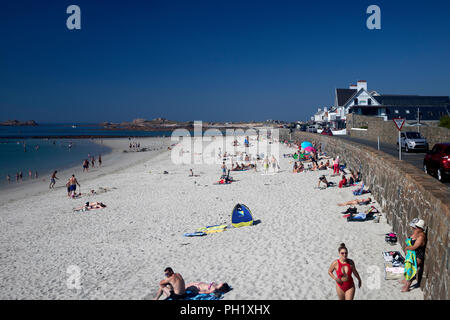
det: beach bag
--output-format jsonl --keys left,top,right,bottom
{"left": 385, "top": 233, "right": 397, "bottom": 244}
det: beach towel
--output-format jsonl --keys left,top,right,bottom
{"left": 166, "top": 290, "right": 224, "bottom": 300}
{"left": 197, "top": 224, "right": 227, "bottom": 234}
{"left": 352, "top": 183, "right": 365, "bottom": 195}
{"left": 184, "top": 232, "right": 207, "bottom": 237}
{"left": 404, "top": 238, "right": 417, "bottom": 281}
{"left": 385, "top": 262, "right": 405, "bottom": 280}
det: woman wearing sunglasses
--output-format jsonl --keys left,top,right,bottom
{"left": 328, "top": 243, "right": 362, "bottom": 300}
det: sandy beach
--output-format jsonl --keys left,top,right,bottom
{"left": 0, "top": 135, "right": 423, "bottom": 300}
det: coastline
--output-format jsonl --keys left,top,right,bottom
{"left": 0, "top": 137, "right": 171, "bottom": 204}
{"left": 0, "top": 136, "right": 423, "bottom": 300}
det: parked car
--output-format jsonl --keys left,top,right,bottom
{"left": 423, "top": 143, "right": 450, "bottom": 182}
{"left": 321, "top": 128, "right": 333, "bottom": 136}
{"left": 306, "top": 125, "right": 318, "bottom": 133}
{"left": 397, "top": 131, "right": 429, "bottom": 152}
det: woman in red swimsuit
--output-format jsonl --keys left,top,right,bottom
{"left": 328, "top": 243, "right": 362, "bottom": 300}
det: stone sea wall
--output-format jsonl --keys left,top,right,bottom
{"left": 346, "top": 114, "right": 450, "bottom": 148}
{"left": 279, "top": 129, "right": 449, "bottom": 300}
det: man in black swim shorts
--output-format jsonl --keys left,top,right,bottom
{"left": 153, "top": 267, "right": 187, "bottom": 300}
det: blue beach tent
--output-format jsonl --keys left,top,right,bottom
{"left": 231, "top": 204, "right": 254, "bottom": 228}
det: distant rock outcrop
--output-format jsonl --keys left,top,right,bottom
{"left": 0, "top": 120, "right": 38, "bottom": 126}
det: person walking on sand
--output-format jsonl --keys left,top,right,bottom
{"left": 221, "top": 162, "right": 227, "bottom": 177}
{"left": 67, "top": 174, "right": 80, "bottom": 198}
{"left": 16, "top": 172, "right": 19, "bottom": 183}
{"left": 35, "top": 171, "right": 38, "bottom": 179}
{"left": 263, "top": 157, "right": 269, "bottom": 174}
{"left": 328, "top": 243, "right": 362, "bottom": 300}
{"left": 49, "top": 170, "right": 58, "bottom": 189}
{"left": 333, "top": 156, "right": 340, "bottom": 175}
{"left": 82, "top": 159, "right": 89, "bottom": 172}
{"left": 98, "top": 154, "right": 102, "bottom": 166}
{"left": 271, "top": 155, "right": 279, "bottom": 173}
{"left": 19, "top": 171, "right": 23, "bottom": 182}
{"left": 153, "top": 267, "right": 186, "bottom": 300}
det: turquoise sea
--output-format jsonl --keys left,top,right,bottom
{"left": 0, "top": 123, "right": 173, "bottom": 188}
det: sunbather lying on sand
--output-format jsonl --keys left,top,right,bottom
{"left": 74, "top": 201, "right": 107, "bottom": 211}
{"left": 338, "top": 198, "right": 372, "bottom": 206}
{"left": 318, "top": 175, "right": 334, "bottom": 188}
{"left": 186, "top": 282, "right": 231, "bottom": 295}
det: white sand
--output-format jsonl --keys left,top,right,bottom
{"left": 0, "top": 136, "right": 423, "bottom": 300}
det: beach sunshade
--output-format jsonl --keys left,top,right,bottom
{"left": 231, "top": 203, "right": 253, "bottom": 228}
{"left": 304, "top": 146, "right": 316, "bottom": 153}
{"left": 301, "top": 141, "right": 313, "bottom": 149}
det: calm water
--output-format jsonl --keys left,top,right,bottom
{"left": 0, "top": 123, "right": 246, "bottom": 187}
{"left": 0, "top": 123, "right": 174, "bottom": 138}
{"left": 0, "top": 139, "right": 111, "bottom": 187}
{"left": 0, "top": 123, "right": 175, "bottom": 188}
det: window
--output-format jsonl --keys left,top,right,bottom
{"left": 406, "top": 110, "right": 410, "bottom": 114}
{"left": 368, "top": 98, "right": 372, "bottom": 105}
{"left": 354, "top": 98, "right": 358, "bottom": 105}
{"left": 394, "top": 110, "right": 399, "bottom": 114}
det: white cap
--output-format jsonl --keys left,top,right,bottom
{"left": 415, "top": 219, "right": 425, "bottom": 230}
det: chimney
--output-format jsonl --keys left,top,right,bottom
{"left": 324, "top": 107, "right": 328, "bottom": 112}
{"left": 349, "top": 84, "right": 357, "bottom": 90}
{"left": 357, "top": 80, "right": 367, "bottom": 91}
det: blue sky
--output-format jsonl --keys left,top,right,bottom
{"left": 1, "top": 0, "right": 449, "bottom": 123}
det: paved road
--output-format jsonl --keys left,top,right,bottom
{"left": 334, "top": 135, "right": 450, "bottom": 187}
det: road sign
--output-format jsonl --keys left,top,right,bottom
{"left": 393, "top": 118, "right": 406, "bottom": 131}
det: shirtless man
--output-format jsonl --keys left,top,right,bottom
{"left": 338, "top": 197, "right": 371, "bottom": 206}
{"left": 67, "top": 174, "right": 81, "bottom": 197}
{"left": 154, "top": 267, "right": 186, "bottom": 300}
{"left": 49, "top": 170, "right": 58, "bottom": 189}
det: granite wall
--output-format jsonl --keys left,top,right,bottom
{"left": 346, "top": 114, "right": 450, "bottom": 148}
{"left": 280, "top": 129, "right": 450, "bottom": 300}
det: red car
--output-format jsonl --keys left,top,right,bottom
{"left": 423, "top": 143, "right": 450, "bottom": 182}
{"left": 321, "top": 128, "right": 333, "bottom": 136}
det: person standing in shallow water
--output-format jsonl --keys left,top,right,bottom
{"left": 328, "top": 243, "right": 362, "bottom": 300}
{"left": 6, "top": 174, "right": 11, "bottom": 184}
{"left": 98, "top": 154, "right": 102, "bottom": 166}
{"left": 49, "top": 171, "right": 58, "bottom": 189}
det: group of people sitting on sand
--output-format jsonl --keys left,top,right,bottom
{"left": 153, "top": 267, "right": 231, "bottom": 300}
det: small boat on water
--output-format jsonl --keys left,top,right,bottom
{"left": 72, "top": 125, "right": 77, "bottom": 128}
